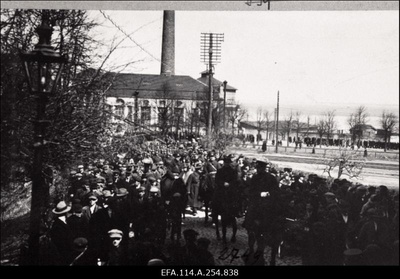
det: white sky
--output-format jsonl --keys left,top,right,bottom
{"left": 86, "top": 8, "right": 399, "bottom": 119}
{"left": 2, "top": 1, "right": 399, "bottom": 125}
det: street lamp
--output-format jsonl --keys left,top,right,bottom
{"left": 20, "top": 10, "right": 68, "bottom": 265}
{"left": 222, "top": 80, "right": 227, "bottom": 132}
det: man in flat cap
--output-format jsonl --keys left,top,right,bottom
{"left": 103, "top": 229, "right": 129, "bottom": 265}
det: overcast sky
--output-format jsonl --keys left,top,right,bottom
{"left": 86, "top": 8, "right": 399, "bottom": 118}
{"left": 2, "top": 1, "right": 398, "bottom": 124}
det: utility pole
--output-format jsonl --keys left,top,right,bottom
{"left": 223, "top": 80, "right": 227, "bottom": 132}
{"left": 200, "top": 32, "right": 224, "bottom": 145}
{"left": 275, "top": 91, "right": 280, "bottom": 153}
{"left": 207, "top": 33, "right": 213, "bottom": 139}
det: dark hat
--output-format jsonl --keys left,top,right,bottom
{"left": 73, "top": 237, "right": 88, "bottom": 252}
{"left": 171, "top": 165, "right": 181, "bottom": 174}
{"left": 88, "top": 194, "right": 98, "bottom": 200}
{"left": 52, "top": 201, "right": 71, "bottom": 215}
{"left": 147, "top": 174, "right": 157, "bottom": 182}
{"left": 132, "top": 173, "right": 142, "bottom": 182}
{"left": 256, "top": 160, "right": 269, "bottom": 168}
{"left": 71, "top": 203, "right": 83, "bottom": 213}
{"left": 183, "top": 229, "right": 199, "bottom": 239}
{"left": 96, "top": 177, "right": 105, "bottom": 183}
{"left": 116, "top": 188, "right": 129, "bottom": 197}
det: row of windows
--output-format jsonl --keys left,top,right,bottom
{"left": 112, "top": 105, "right": 189, "bottom": 125}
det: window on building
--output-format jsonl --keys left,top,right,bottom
{"left": 141, "top": 107, "right": 151, "bottom": 125}
{"left": 159, "top": 100, "right": 166, "bottom": 107}
{"left": 174, "top": 107, "right": 183, "bottom": 117}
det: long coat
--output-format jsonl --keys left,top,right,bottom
{"left": 185, "top": 171, "right": 202, "bottom": 209}
{"left": 49, "top": 217, "right": 75, "bottom": 265}
{"left": 212, "top": 163, "right": 241, "bottom": 219}
{"left": 243, "top": 170, "right": 283, "bottom": 233}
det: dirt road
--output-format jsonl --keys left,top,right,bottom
{"left": 227, "top": 147, "right": 399, "bottom": 190}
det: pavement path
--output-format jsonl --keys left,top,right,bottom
{"left": 162, "top": 208, "right": 303, "bottom": 266}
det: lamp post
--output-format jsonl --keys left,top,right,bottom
{"left": 20, "top": 10, "right": 68, "bottom": 265}
{"left": 222, "top": 80, "right": 227, "bottom": 132}
{"left": 133, "top": 91, "right": 139, "bottom": 129}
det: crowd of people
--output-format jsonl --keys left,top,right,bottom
{"left": 42, "top": 139, "right": 399, "bottom": 266}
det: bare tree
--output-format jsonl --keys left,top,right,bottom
{"left": 227, "top": 103, "right": 247, "bottom": 135}
{"left": 263, "top": 110, "right": 272, "bottom": 142}
{"left": 348, "top": 106, "right": 369, "bottom": 146}
{"left": 301, "top": 115, "right": 312, "bottom": 144}
{"left": 380, "top": 111, "right": 398, "bottom": 152}
{"left": 316, "top": 118, "right": 326, "bottom": 148}
{"left": 281, "top": 111, "right": 294, "bottom": 147}
{"left": 324, "top": 110, "right": 337, "bottom": 146}
{"left": 292, "top": 111, "right": 305, "bottom": 143}
{"left": 255, "top": 107, "right": 266, "bottom": 142}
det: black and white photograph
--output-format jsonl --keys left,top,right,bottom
{"left": 1, "top": 0, "right": 399, "bottom": 269}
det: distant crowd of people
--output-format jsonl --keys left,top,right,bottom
{"left": 39, "top": 139, "right": 398, "bottom": 266}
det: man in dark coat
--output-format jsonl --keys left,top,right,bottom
{"left": 49, "top": 201, "right": 75, "bottom": 265}
{"left": 243, "top": 160, "right": 283, "bottom": 265}
{"left": 213, "top": 154, "right": 241, "bottom": 243}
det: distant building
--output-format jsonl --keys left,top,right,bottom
{"left": 105, "top": 72, "right": 238, "bottom": 137}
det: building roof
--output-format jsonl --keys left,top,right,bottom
{"left": 350, "top": 124, "right": 377, "bottom": 131}
{"left": 198, "top": 71, "right": 237, "bottom": 91}
{"left": 107, "top": 73, "right": 218, "bottom": 100}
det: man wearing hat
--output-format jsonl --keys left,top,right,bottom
{"left": 170, "top": 229, "right": 201, "bottom": 265}
{"left": 243, "top": 159, "right": 283, "bottom": 265}
{"left": 213, "top": 154, "right": 241, "bottom": 243}
{"left": 103, "top": 229, "right": 129, "bottom": 265}
{"left": 82, "top": 194, "right": 102, "bottom": 224}
{"left": 69, "top": 237, "right": 97, "bottom": 266}
{"left": 67, "top": 203, "right": 89, "bottom": 239}
{"left": 49, "top": 201, "right": 74, "bottom": 265}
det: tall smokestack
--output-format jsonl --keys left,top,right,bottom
{"left": 160, "top": 10, "right": 175, "bottom": 76}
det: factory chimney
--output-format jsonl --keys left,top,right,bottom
{"left": 160, "top": 10, "right": 175, "bottom": 76}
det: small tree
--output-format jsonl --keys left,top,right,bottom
{"left": 324, "top": 110, "right": 336, "bottom": 145}
{"left": 323, "top": 147, "right": 366, "bottom": 179}
{"left": 380, "top": 111, "right": 398, "bottom": 152}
